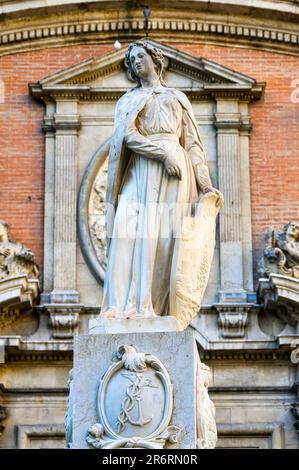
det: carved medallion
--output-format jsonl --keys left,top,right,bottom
{"left": 78, "top": 138, "right": 110, "bottom": 284}
{"left": 88, "top": 157, "right": 108, "bottom": 272}
{"left": 86, "top": 345, "right": 181, "bottom": 449}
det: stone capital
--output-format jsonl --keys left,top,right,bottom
{"left": 214, "top": 112, "right": 242, "bottom": 131}
{"left": 53, "top": 114, "right": 81, "bottom": 132}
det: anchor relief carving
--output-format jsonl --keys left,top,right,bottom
{"left": 86, "top": 345, "right": 182, "bottom": 449}
{"left": 117, "top": 372, "right": 156, "bottom": 431}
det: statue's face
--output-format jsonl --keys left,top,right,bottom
{"left": 286, "top": 223, "right": 299, "bottom": 240}
{"left": 129, "top": 46, "right": 156, "bottom": 80}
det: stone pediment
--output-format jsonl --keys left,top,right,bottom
{"left": 29, "top": 39, "right": 264, "bottom": 102}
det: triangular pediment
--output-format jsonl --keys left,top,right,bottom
{"left": 30, "top": 39, "right": 264, "bottom": 101}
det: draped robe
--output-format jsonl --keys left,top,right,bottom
{"left": 101, "top": 85, "right": 212, "bottom": 318}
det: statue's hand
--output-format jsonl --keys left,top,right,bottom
{"left": 163, "top": 156, "right": 182, "bottom": 179}
{"left": 0, "top": 248, "right": 10, "bottom": 257}
{"left": 201, "top": 186, "right": 224, "bottom": 207}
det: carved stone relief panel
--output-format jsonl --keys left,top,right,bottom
{"left": 86, "top": 345, "right": 181, "bottom": 449}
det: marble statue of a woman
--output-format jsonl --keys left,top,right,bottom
{"left": 100, "top": 41, "right": 222, "bottom": 322}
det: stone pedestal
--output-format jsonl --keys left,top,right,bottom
{"left": 89, "top": 316, "right": 183, "bottom": 334}
{"left": 71, "top": 329, "right": 199, "bottom": 449}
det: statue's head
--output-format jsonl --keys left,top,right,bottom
{"left": 284, "top": 222, "right": 299, "bottom": 241}
{"left": 0, "top": 220, "right": 9, "bottom": 242}
{"left": 124, "top": 41, "right": 166, "bottom": 87}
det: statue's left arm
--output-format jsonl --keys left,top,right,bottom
{"left": 180, "top": 102, "right": 222, "bottom": 201}
{"left": 181, "top": 109, "right": 212, "bottom": 192}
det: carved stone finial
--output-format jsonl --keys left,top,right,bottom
{"left": 259, "top": 222, "right": 299, "bottom": 279}
{"left": 0, "top": 220, "right": 39, "bottom": 280}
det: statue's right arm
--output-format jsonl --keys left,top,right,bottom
{"left": 124, "top": 121, "right": 166, "bottom": 161}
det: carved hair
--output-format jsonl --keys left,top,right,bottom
{"left": 0, "top": 220, "right": 10, "bottom": 232}
{"left": 124, "top": 41, "right": 166, "bottom": 87}
{"left": 284, "top": 221, "right": 299, "bottom": 240}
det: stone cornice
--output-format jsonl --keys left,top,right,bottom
{"left": 6, "top": 350, "right": 73, "bottom": 362}
{"left": 0, "top": 384, "right": 68, "bottom": 394}
{"left": 201, "top": 350, "right": 291, "bottom": 362}
{"left": 30, "top": 85, "right": 264, "bottom": 104}
{"left": 4, "top": 348, "right": 292, "bottom": 363}
{"left": 0, "top": 1, "right": 298, "bottom": 21}
{"left": 0, "top": 6, "right": 299, "bottom": 57}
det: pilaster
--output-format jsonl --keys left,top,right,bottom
{"left": 215, "top": 100, "right": 247, "bottom": 303}
{"left": 41, "top": 103, "right": 55, "bottom": 302}
{"left": 50, "top": 100, "right": 81, "bottom": 304}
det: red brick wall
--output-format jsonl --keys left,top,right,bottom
{"left": 0, "top": 45, "right": 115, "bottom": 271}
{"left": 0, "top": 43, "right": 298, "bottom": 286}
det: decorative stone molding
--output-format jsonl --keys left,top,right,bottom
{"left": 0, "top": 332, "right": 74, "bottom": 363}
{"left": 0, "top": 275, "right": 39, "bottom": 328}
{"left": 215, "top": 304, "right": 250, "bottom": 338}
{"left": 16, "top": 424, "right": 66, "bottom": 449}
{"left": 86, "top": 345, "right": 182, "bottom": 449}
{"left": 6, "top": 351, "right": 73, "bottom": 362}
{"left": 216, "top": 422, "right": 285, "bottom": 449}
{"left": 1, "top": 7, "right": 299, "bottom": 57}
{"left": 291, "top": 403, "right": 299, "bottom": 434}
{"left": 290, "top": 346, "right": 299, "bottom": 365}
{"left": 258, "top": 274, "right": 299, "bottom": 326}
{"left": 9, "top": 349, "right": 292, "bottom": 364}
{"left": 202, "top": 350, "right": 290, "bottom": 362}
{"left": 0, "top": 405, "right": 7, "bottom": 438}
{"left": 30, "top": 45, "right": 265, "bottom": 104}
{"left": 1, "top": 1, "right": 299, "bottom": 19}
{"left": 45, "top": 304, "right": 82, "bottom": 339}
